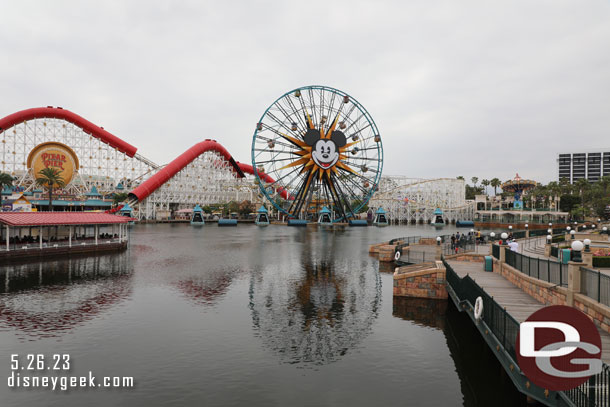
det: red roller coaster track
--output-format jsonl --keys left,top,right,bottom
{"left": 0, "top": 107, "right": 138, "bottom": 157}
{"left": 128, "top": 144, "right": 289, "bottom": 202}
{"left": 128, "top": 139, "right": 245, "bottom": 202}
{"left": 0, "top": 106, "right": 286, "bottom": 202}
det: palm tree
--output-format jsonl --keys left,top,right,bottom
{"left": 35, "top": 168, "right": 66, "bottom": 211}
{"left": 471, "top": 177, "right": 479, "bottom": 188}
{"left": 575, "top": 178, "right": 591, "bottom": 216}
{"left": 481, "top": 179, "right": 490, "bottom": 195}
{"left": 0, "top": 172, "right": 14, "bottom": 210}
{"left": 490, "top": 178, "right": 501, "bottom": 195}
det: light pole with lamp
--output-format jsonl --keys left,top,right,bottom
{"left": 499, "top": 232, "right": 509, "bottom": 262}
{"left": 570, "top": 230, "right": 576, "bottom": 240}
{"left": 545, "top": 234, "right": 552, "bottom": 257}
{"left": 435, "top": 236, "right": 442, "bottom": 259}
{"left": 571, "top": 240, "right": 583, "bottom": 263}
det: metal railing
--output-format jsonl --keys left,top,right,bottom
{"left": 505, "top": 250, "right": 567, "bottom": 287}
{"left": 442, "top": 241, "right": 476, "bottom": 256}
{"left": 4, "top": 238, "right": 123, "bottom": 251}
{"left": 445, "top": 258, "right": 521, "bottom": 362}
{"left": 445, "top": 259, "right": 610, "bottom": 407}
{"left": 564, "top": 365, "right": 610, "bottom": 407}
{"left": 581, "top": 267, "right": 610, "bottom": 307}
{"left": 389, "top": 236, "right": 421, "bottom": 245}
{"left": 550, "top": 246, "right": 559, "bottom": 258}
{"left": 492, "top": 244, "right": 500, "bottom": 259}
{"left": 396, "top": 250, "right": 433, "bottom": 265}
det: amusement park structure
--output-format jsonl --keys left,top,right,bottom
{"left": 0, "top": 107, "right": 259, "bottom": 219}
{"left": 368, "top": 176, "right": 475, "bottom": 224}
{"left": 500, "top": 173, "right": 538, "bottom": 210}
{"left": 0, "top": 88, "right": 462, "bottom": 223}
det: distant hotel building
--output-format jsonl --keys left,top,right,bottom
{"left": 557, "top": 151, "right": 610, "bottom": 183}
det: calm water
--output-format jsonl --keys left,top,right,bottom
{"left": 0, "top": 224, "right": 525, "bottom": 406}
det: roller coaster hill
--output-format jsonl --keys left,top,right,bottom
{"left": 0, "top": 106, "right": 266, "bottom": 220}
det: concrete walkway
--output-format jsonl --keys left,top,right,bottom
{"left": 449, "top": 260, "right": 610, "bottom": 364}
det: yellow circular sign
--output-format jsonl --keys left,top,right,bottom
{"left": 27, "top": 142, "right": 79, "bottom": 188}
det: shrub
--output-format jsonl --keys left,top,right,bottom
{"left": 592, "top": 256, "right": 610, "bottom": 268}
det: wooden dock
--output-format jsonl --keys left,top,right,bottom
{"left": 448, "top": 260, "right": 610, "bottom": 364}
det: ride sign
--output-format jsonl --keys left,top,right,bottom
{"left": 516, "top": 305, "right": 603, "bottom": 391}
{"left": 27, "top": 141, "right": 79, "bottom": 187}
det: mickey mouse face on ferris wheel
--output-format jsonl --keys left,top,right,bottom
{"left": 304, "top": 128, "right": 347, "bottom": 170}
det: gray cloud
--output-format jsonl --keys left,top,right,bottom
{"left": 1, "top": 0, "right": 609, "bottom": 184}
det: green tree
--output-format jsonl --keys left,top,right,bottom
{"left": 456, "top": 176, "right": 465, "bottom": 181}
{"left": 481, "top": 179, "right": 490, "bottom": 195}
{"left": 490, "top": 178, "right": 501, "bottom": 195}
{"left": 0, "top": 172, "right": 14, "bottom": 210}
{"left": 113, "top": 192, "right": 129, "bottom": 205}
{"left": 238, "top": 200, "right": 254, "bottom": 216}
{"left": 471, "top": 177, "right": 479, "bottom": 188}
{"left": 35, "top": 168, "right": 66, "bottom": 211}
{"left": 560, "top": 195, "right": 580, "bottom": 213}
{"left": 465, "top": 184, "right": 484, "bottom": 200}
{"left": 225, "top": 201, "right": 240, "bottom": 216}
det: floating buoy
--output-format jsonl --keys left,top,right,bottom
{"left": 474, "top": 296, "right": 484, "bottom": 320}
{"left": 394, "top": 251, "right": 401, "bottom": 261}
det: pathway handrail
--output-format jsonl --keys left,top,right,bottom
{"left": 444, "top": 258, "right": 610, "bottom": 407}
{"left": 580, "top": 266, "right": 610, "bottom": 308}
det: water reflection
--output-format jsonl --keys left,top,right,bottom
{"left": 173, "top": 272, "right": 235, "bottom": 307}
{"left": 249, "top": 229, "right": 381, "bottom": 365}
{"left": 443, "top": 304, "right": 527, "bottom": 406}
{"left": 0, "top": 252, "right": 133, "bottom": 339}
{"left": 392, "top": 297, "right": 526, "bottom": 406}
{"left": 392, "top": 297, "right": 447, "bottom": 330}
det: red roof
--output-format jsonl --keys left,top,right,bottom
{"left": 0, "top": 212, "right": 134, "bottom": 226}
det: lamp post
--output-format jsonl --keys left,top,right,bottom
{"left": 490, "top": 232, "right": 496, "bottom": 242}
{"left": 435, "top": 236, "right": 442, "bottom": 259}
{"left": 571, "top": 240, "right": 583, "bottom": 263}
{"left": 583, "top": 238, "right": 591, "bottom": 252}
{"left": 603, "top": 226, "right": 608, "bottom": 235}
{"left": 525, "top": 223, "right": 529, "bottom": 243}
{"left": 570, "top": 230, "right": 576, "bottom": 240}
{"left": 546, "top": 234, "right": 552, "bottom": 256}
{"left": 501, "top": 232, "right": 508, "bottom": 244}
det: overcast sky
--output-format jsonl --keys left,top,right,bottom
{"left": 1, "top": 0, "right": 609, "bottom": 185}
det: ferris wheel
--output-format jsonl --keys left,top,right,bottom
{"left": 251, "top": 85, "right": 383, "bottom": 221}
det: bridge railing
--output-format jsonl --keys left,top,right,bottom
{"left": 445, "top": 258, "right": 610, "bottom": 407}
{"left": 444, "top": 258, "right": 520, "bottom": 361}
{"left": 580, "top": 266, "right": 610, "bottom": 308}
{"left": 492, "top": 244, "right": 500, "bottom": 259}
{"left": 504, "top": 249, "right": 568, "bottom": 287}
